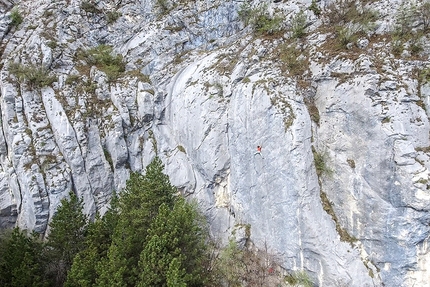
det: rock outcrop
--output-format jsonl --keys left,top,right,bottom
{"left": 1, "top": 0, "right": 430, "bottom": 286}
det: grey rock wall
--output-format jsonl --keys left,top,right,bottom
{"left": 0, "top": 0, "right": 429, "bottom": 286}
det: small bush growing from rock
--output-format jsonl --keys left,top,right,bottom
{"left": 278, "top": 45, "right": 307, "bottom": 76}
{"left": 308, "top": 0, "right": 321, "bottom": 17}
{"left": 337, "top": 25, "right": 358, "bottom": 49}
{"left": 106, "top": 11, "right": 121, "bottom": 24}
{"left": 291, "top": 10, "right": 307, "bottom": 38}
{"left": 312, "top": 147, "right": 332, "bottom": 177}
{"left": 420, "top": 66, "right": 430, "bottom": 83}
{"left": 156, "top": 0, "right": 172, "bottom": 15}
{"left": 284, "top": 270, "right": 313, "bottom": 287}
{"left": 323, "top": 0, "right": 377, "bottom": 50}
{"left": 410, "top": 38, "right": 424, "bottom": 55}
{"left": 304, "top": 96, "right": 320, "bottom": 125}
{"left": 391, "top": 35, "right": 403, "bottom": 56}
{"left": 46, "top": 40, "right": 57, "bottom": 49}
{"left": 326, "top": 0, "right": 377, "bottom": 26}
{"left": 393, "top": 3, "right": 417, "bottom": 39}
{"left": 9, "top": 63, "right": 55, "bottom": 88}
{"left": 238, "top": 3, "right": 283, "bottom": 35}
{"left": 391, "top": 2, "right": 430, "bottom": 58}
{"left": 77, "top": 45, "right": 125, "bottom": 82}
{"left": 216, "top": 239, "right": 285, "bottom": 286}
{"left": 81, "top": 1, "right": 101, "bottom": 14}
{"left": 65, "top": 74, "right": 81, "bottom": 85}
{"left": 418, "top": 1, "right": 430, "bottom": 31}
{"left": 10, "top": 8, "right": 23, "bottom": 27}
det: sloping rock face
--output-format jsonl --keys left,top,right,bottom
{"left": 1, "top": 0, "right": 430, "bottom": 286}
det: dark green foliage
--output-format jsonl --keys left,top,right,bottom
{"left": 0, "top": 228, "right": 48, "bottom": 287}
{"left": 216, "top": 240, "right": 245, "bottom": 286}
{"left": 106, "top": 11, "right": 121, "bottom": 24}
{"left": 308, "top": 0, "right": 321, "bottom": 17}
{"left": 284, "top": 270, "right": 313, "bottom": 287}
{"left": 47, "top": 41, "right": 58, "bottom": 49}
{"left": 103, "top": 148, "right": 114, "bottom": 170}
{"left": 393, "top": 3, "right": 416, "bottom": 38}
{"left": 9, "top": 63, "right": 56, "bottom": 89}
{"left": 1, "top": 157, "right": 215, "bottom": 287}
{"left": 156, "top": 0, "right": 172, "bottom": 15}
{"left": 325, "top": 0, "right": 378, "bottom": 49}
{"left": 391, "top": 35, "right": 403, "bottom": 56}
{"left": 97, "top": 157, "right": 177, "bottom": 286}
{"left": 81, "top": 1, "right": 101, "bottom": 14}
{"left": 337, "top": 25, "right": 358, "bottom": 49}
{"left": 326, "top": 0, "right": 377, "bottom": 26}
{"left": 278, "top": 44, "right": 307, "bottom": 76}
{"left": 410, "top": 38, "right": 424, "bottom": 55}
{"left": 138, "top": 198, "right": 209, "bottom": 286}
{"left": 419, "top": 1, "right": 430, "bottom": 31}
{"left": 390, "top": 1, "right": 430, "bottom": 57}
{"left": 165, "top": 258, "right": 187, "bottom": 287}
{"left": 238, "top": 2, "right": 255, "bottom": 26}
{"left": 77, "top": 45, "right": 125, "bottom": 82}
{"left": 45, "top": 191, "right": 88, "bottom": 287}
{"left": 65, "top": 74, "right": 81, "bottom": 86}
{"left": 420, "top": 66, "right": 430, "bottom": 84}
{"left": 65, "top": 248, "right": 99, "bottom": 287}
{"left": 291, "top": 10, "right": 307, "bottom": 38}
{"left": 312, "top": 147, "right": 332, "bottom": 177}
{"left": 66, "top": 193, "right": 119, "bottom": 287}
{"left": 10, "top": 8, "right": 23, "bottom": 27}
{"left": 254, "top": 13, "right": 283, "bottom": 35}
{"left": 238, "top": 3, "right": 283, "bottom": 35}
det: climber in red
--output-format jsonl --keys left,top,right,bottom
{"left": 254, "top": 145, "right": 263, "bottom": 158}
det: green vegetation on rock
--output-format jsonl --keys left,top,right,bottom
{"left": 0, "top": 157, "right": 296, "bottom": 286}
{"left": 9, "top": 63, "right": 56, "bottom": 89}
{"left": 77, "top": 45, "right": 125, "bottom": 82}
{"left": 238, "top": 3, "right": 283, "bottom": 35}
{"left": 10, "top": 8, "right": 23, "bottom": 27}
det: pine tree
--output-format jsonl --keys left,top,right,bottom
{"left": 138, "top": 198, "right": 210, "bottom": 287}
{"left": 66, "top": 193, "right": 119, "bottom": 287}
{"left": 0, "top": 228, "right": 48, "bottom": 287}
{"left": 45, "top": 191, "right": 88, "bottom": 287}
{"left": 97, "top": 157, "right": 177, "bottom": 286}
{"left": 166, "top": 258, "right": 187, "bottom": 287}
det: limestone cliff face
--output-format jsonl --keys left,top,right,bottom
{"left": 1, "top": 0, "right": 430, "bottom": 286}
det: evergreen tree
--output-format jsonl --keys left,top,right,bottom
{"left": 138, "top": 198, "right": 210, "bottom": 287}
{"left": 97, "top": 157, "right": 176, "bottom": 286}
{"left": 45, "top": 191, "right": 88, "bottom": 287}
{"left": 166, "top": 258, "right": 187, "bottom": 287}
{"left": 66, "top": 193, "right": 119, "bottom": 287}
{"left": 0, "top": 228, "right": 48, "bottom": 287}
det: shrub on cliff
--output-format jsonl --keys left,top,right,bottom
{"left": 76, "top": 45, "right": 125, "bottom": 82}
{"left": 238, "top": 3, "right": 283, "bottom": 35}
{"left": 10, "top": 8, "right": 23, "bottom": 27}
{"left": 8, "top": 63, "right": 56, "bottom": 89}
